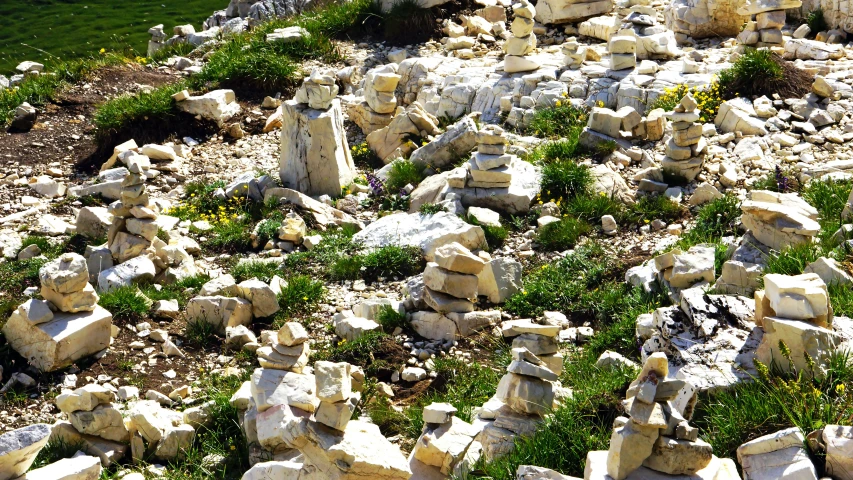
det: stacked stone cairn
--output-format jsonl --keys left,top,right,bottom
{"left": 581, "top": 104, "right": 665, "bottom": 147}
{"left": 2, "top": 254, "right": 113, "bottom": 371}
{"left": 188, "top": 273, "right": 280, "bottom": 336}
{"left": 475, "top": 342, "right": 565, "bottom": 461}
{"left": 460, "top": 125, "right": 516, "bottom": 191}
{"left": 350, "top": 64, "right": 402, "bottom": 135}
{"left": 584, "top": 353, "right": 741, "bottom": 479}
{"left": 609, "top": 33, "right": 637, "bottom": 70}
{"left": 314, "top": 361, "right": 361, "bottom": 432}
{"left": 662, "top": 94, "right": 706, "bottom": 182}
{"left": 280, "top": 69, "right": 357, "bottom": 197}
{"left": 503, "top": 0, "right": 540, "bottom": 73}
{"left": 294, "top": 69, "right": 339, "bottom": 110}
{"left": 562, "top": 37, "right": 590, "bottom": 68}
{"left": 411, "top": 402, "right": 482, "bottom": 477}
{"left": 256, "top": 322, "right": 311, "bottom": 372}
{"left": 736, "top": 0, "right": 799, "bottom": 47}
{"left": 231, "top": 361, "right": 412, "bottom": 478}
{"left": 107, "top": 153, "right": 159, "bottom": 264}
{"left": 754, "top": 273, "right": 841, "bottom": 376}
{"left": 423, "top": 236, "right": 486, "bottom": 314}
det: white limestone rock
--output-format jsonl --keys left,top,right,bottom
{"left": 18, "top": 454, "right": 102, "bottom": 480}
{"left": 250, "top": 367, "right": 317, "bottom": 413}
{"left": 186, "top": 296, "right": 253, "bottom": 334}
{"left": 0, "top": 424, "right": 52, "bottom": 480}
{"left": 175, "top": 89, "right": 241, "bottom": 126}
{"left": 353, "top": 211, "right": 485, "bottom": 261}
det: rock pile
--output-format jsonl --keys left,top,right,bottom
{"left": 188, "top": 274, "right": 280, "bottom": 334}
{"left": 107, "top": 157, "right": 158, "bottom": 264}
{"left": 562, "top": 37, "right": 590, "bottom": 68}
{"left": 464, "top": 125, "right": 517, "bottom": 191}
{"left": 581, "top": 105, "right": 666, "bottom": 148}
{"left": 754, "top": 272, "right": 840, "bottom": 375}
{"left": 410, "top": 402, "right": 482, "bottom": 477}
{"left": 256, "top": 322, "right": 310, "bottom": 372}
{"left": 280, "top": 70, "right": 357, "bottom": 197}
{"left": 584, "top": 353, "right": 740, "bottom": 479}
{"left": 476, "top": 345, "right": 567, "bottom": 461}
{"left": 608, "top": 34, "right": 637, "bottom": 71}
{"left": 503, "top": 0, "right": 539, "bottom": 73}
{"left": 736, "top": 0, "right": 799, "bottom": 47}
{"left": 234, "top": 361, "right": 412, "bottom": 478}
{"left": 2, "top": 254, "right": 113, "bottom": 371}
{"left": 740, "top": 190, "right": 820, "bottom": 251}
{"left": 662, "top": 94, "right": 706, "bottom": 182}
{"left": 422, "top": 241, "right": 485, "bottom": 314}
{"left": 665, "top": 0, "right": 748, "bottom": 40}
{"left": 350, "top": 64, "right": 401, "bottom": 135}
{"left": 366, "top": 101, "right": 441, "bottom": 162}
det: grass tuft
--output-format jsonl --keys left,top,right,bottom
{"left": 535, "top": 217, "right": 591, "bottom": 252}
{"left": 98, "top": 286, "right": 151, "bottom": 322}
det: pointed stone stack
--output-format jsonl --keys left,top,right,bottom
{"left": 465, "top": 125, "right": 516, "bottom": 190}
{"left": 294, "top": 69, "right": 339, "bottom": 110}
{"left": 503, "top": 0, "right": 540, "bottom": 73}
{"left": 562, "top": 37, "right": 589, "bottom": 68}
{"left": 108, "top": 154, "right": 158, "bottom": 264}
{"left": 350, "top": 64, "right": 402, "bottom": 135}
{"left": 412, "top": 403, "right": 481, "bottom": 477}
{"left": 314, "top": 361, "right": 361, "bottom": 431}
{"left": 587, "top": 353, "right": 734, "bottom": 480}
{"left": 256, "top": 322, "right": 312, "bottom": 373}
{"left": 423, "top": 242, "right": 486, "bottom": 314}
{"left": 503, "top": 319, "right": 564, "bottom": 376}
{"left": 476, "top": 346, "right": 565, "bottom": 461}
{"left": 2, "top": 255, "right": 113, "bottom": 371}
{"left": 736, "top": 0, "right": 799, "bottom": 47}
{"left": 754, "top": 273, "right": 841, "bottom": 376}
{"left": 609, "top": 34, "right": 637, "bottom": 70}
{"left": 662, "top": 94, "right": 706, "bottom": 182}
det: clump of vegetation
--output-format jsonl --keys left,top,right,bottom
{"left": 376, "top": 305, "right": 408, "bottom": 333}
{"left": 752, "top": 165, "right": 799, "bottom": 193}
{"left": 648, "top": 83, "right": 723, "bottom": 123}
{"left": 539, "top": 157, "right": 593, "bottom": 204}
{"left": 535, "top": 217, "right": 591, "bottom": 251}
{"left": 186, "top": 319, "right": 218, "bottom": 347}
{"left": 625, "top": 194, "right": 685, "bottom": 226}
{"left": 231, "top": 260, "right": 282, "bottom": 284}
{"left": 677, "top": 194, "right": 742, "bottom": 247}
{"left": 98, "top": 286, "right": 151, "bottom": 322}
{"left": 419, "top": 203, "right": 445, "bottom": 215}
{"left": 361, "top": 245, "right": 423, "bottom": 283}
{"left": 526, "top": 100, "right": 588, "bottom": 139}
{"left": 384, "top": 160, "right": 425, "bottom": 193}
{"left": 806, "top": 8, "right": 829, "bottom": 34}
{"left": 717, "top": 48, "right": 812, "bottom": 99}
{"left": 802, "top": 178, "right": 852, "bottom": 235}
{"left": 274, "top": 275, "right": 326, "bottom": 324}
{"left": 350, "top": 142, "right": 381, "bottom": 168}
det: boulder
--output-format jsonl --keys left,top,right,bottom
{"left": 175, "top": 89, "right": 241, "bottom": 126}
{"left": 97, "top": 256, "right": 157, "bottom": 292}
{"left": 56, "top": 384, "right": 115, "bottom": 414}
{"left": 186, "top": 296, "right": 253, "bottom": 334}
{"left": 69, "top": 404, "right": 130, "bottom": 443}
{"left": 334, "top": 315, "right": 381, "bottom": 341}
{"left": 412, "top": 416, "right": 479, "bottom": 475}
{"left": 76, "top": 207, "right": 114, "bottom": 240}
{"left": 477, "top": 257, "right": 522, "bottom": 304}
{"left": 236, "top": 279, "right": 281, "bottom": 318}
{"left": 17, "top": 454, "right": 101, "bottom": 480}
{"left": 49, "top": 421, "right": 127, "bottom": 467}
{"left": 664, "top": 0, "right": 749, "bottom": 39}
{"left": 250, "top": 368, "right": 317, "bottom": 413}
{"left": 241, "top": 461, "right": 304, "bottom": 480}
{"left": 315, "top": 361, "right": 352, "bottom": 403}
{"left": 352, "top": 211, "right": 485, "bottom": 261}
{"left": 410, "top": 116, "right": 478, "bottom": 170}
{"left": 536, "top": 0, "right": 613, "bottom": 24}
{"left": 368, "top": 102, "right": 440, "bottom": 163}
{"left": 2, "top": 306, "right": 112, "bottom": 372}
{"left": 763, "top": 273, "right": 829, "bottom": 321}
{"left": 0, "top": 424, "right": 52, "bottom": 480}
{"left": 495, "top": 373, "right": 555, "bottom": 415}
{"left": 737, "top": 427, "right": 817, "bottom": 480}
{"left": 39, "top": 253, "right": 89, "bottom": 294}
{"left": 423, "top": 263, "right": 479, "bottom": 299}
{"left": 755, "top": 316, "right": 840, "bottom": 375}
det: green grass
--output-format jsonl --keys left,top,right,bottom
{"left": 360, "top": 245, "right": 424, "bottom": 283}
{"left": 31, "top": 436, "right": 87, "bottom": 469}
{"left": 802, "top": 179, "right": 852, "bottom": 237}
{"left": 385, "top": 160, "right": 425, "bottom": 193}
{"left": 676, "top": 194, "right": 742, "bottom": 248}
{"left": 535, "top": 217, "right": 591, "bottom": 251}
{"left": 695, "top": 352, "right": 853, "bottom": 468}
{"left": 230, "top": 260, "right": 281, "bottom": 284}
{"left": 625, "top": 194, "right": 685, "bottom": 226}
{"left": 539, "top": 157, "right": 593, "bottom": 204}
{"left": 0, "top": 1, "right": 217, "bottom": 72}
{"left": 273, "top": 275, "right": 325, "bottom": 326}
{"left": 525, "top": 103, "right": 588, "bottom": 140}
{"left": 717, "top": 48, "right": 811, "bottom": 99}
{"left": 806, "top": 8, "right": 828, "bottom": 34}
{"left": 186, "top": 318, "right": 218, "bottom": 347}
{"left": 466, "top": 215, "right": 509, "bottom": 251}
{"left": 141, "top": 273, "right": 210, "bottom": 308}
{"left": 311, "top": 330, "right": 392, "bottom": 376}
{"left": 92, "top": 0, "right": 378, "bottom": 140}
{"left": 98, "top": 286, "right": 151, "bottom": 322}
{"left": 418, "top": 203, "right": 445, "bottom": 215}
{"left": 375, "top": 305, "right": 408, "bottom": 333}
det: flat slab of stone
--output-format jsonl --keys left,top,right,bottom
{"left": 2, "top": 306, "right": 112, "bottom": 372}
{"left": 352, "top": 211, "right": 485, "bottom": 261}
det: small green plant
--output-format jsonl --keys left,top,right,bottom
{"left": 536, "top": 217, "right": 591, "bottom": 251}
{"left": 311, "top": 331, "right": 389, "bottom": 368}
{"left": 677, "top": 195, "right": 742, "bottom": 247}
{"left": 330, "top": 256, "right": 364, "bottom": 281}
{"left": 539, "top": 159, "right": 593, "bottom": 204}
{"left": 806, "top": 8, "right": 828, "bottom": 34}
{"left": 361, "top": 245, "right": 423, "bottom": 282}
{"left": 376, "top": 305, "right": 408, "bottom": 333}
{"left": 419, "top": 203, "right": 445, "bottom": 215}
{"left": 466, "top": 215, "right": 509, "bottom": 251}
{"left": 275, "top": 275, "right": 326, "bottom": 323}
{"left": 717, "top": 48, "right": 811, "bottom": 99}
{"left": 526, "top": 101, "right": 588, "bottom": 139}
{"left": 231, "top": 260, "right": 281, "bottom": 283}
{"left": 98, "top": 286, "right": 151, "bottom": 322}
{"left": 379, "top": 194, "right": 411, "bottom": 212}
{"left": 753, "top": 165, "right": 799, "bottom": 193}
{"left": 763, "top": 242, "right": 825, "bottom": 276}
{"left": 350, "top": 142, "right": 381, "bottom": 168}
{"left": 625, "top": 195, "right": 685, "bottom": 226}
{"left": 186, "top": 320, "right": 218, "bottom": 346}
{"left": 385, "top": 160, "right": 425, "bottom": 193}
